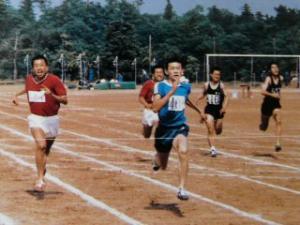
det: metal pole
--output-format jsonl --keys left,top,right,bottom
{"left": 234, "top": 72, "right": 237, "bottom": 89}
{"left": 60, "top": 54, "right": 64, "bottom": 82}
{"left": 149, "top": 34, "right": 152, "bottom": 75}
{"left": 203, "top": 56, "right": 206, "bottom": 82}
{"left": 25, "top": 54, "right": 29, "bottom": 75}
{"left": 250, "top": 57, "right": 254, "bottom": 87}
{"left": 97, "top": 56, "right": 100, "bottom": 80}
{"left": 135, "top": 59, "right": 137, "bottom": 86}
{"left": 79, "top": 54, "right": 83, "bottom": 81}
{"left": 298, "top": 57, "right": 300, "bottom": 88}
{"left": 115, "top": 56, "right": 118, "bottom": 79}
{"left": 206, "top": 54, "right": 210, "bottom": 81}
{"left": 13, "top": 32, "right": 19, "bottom": 80}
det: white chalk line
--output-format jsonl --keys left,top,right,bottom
{"left": 197, "top": 147, "right": 300, "bottom": 173}
{"left": 0, "top": 124, "right": 286, "bottom": 225}
{"left": 0, "top": 109, "right": 300, "bottom": 197}
{"left": 0, "top": 147, "right": 144, "bottom": 225}
{"left": 2, "top": 98, "right": 299, "bottom": 141}
{"left": 0, "top": 213, "right": 16, "bottom": 225}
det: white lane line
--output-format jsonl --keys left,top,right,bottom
{"left": 0, "top": 110, "right": 300, "bottom": 196}
{"left": 2, "top": 100, "right": 299, "bottom": 141}
{"left": 62, "top": 129, "right": 300, "bottom": 195}
{"left": 0, "top": 213, "right": 16, "bottom": 225}
{"left": 54, "top": 143, "right": 284, "bottom": 225}
{"left": 250, "top": 176, "right": 300, "bottom": 180}
{"left": 0, "top": 148, "right": 144, "bottom": 225}
{"left": 198, "top": 147, "right": 300, "bottom": 173}
{"left": 0, "top": 124, "right": 283, "bottom": 225}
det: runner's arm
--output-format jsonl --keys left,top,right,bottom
{"left": 152, "top": 91, "right": 175, "bottom": 113}
{"left": 50, "top": 93, "right": 68, "bottom": 105}
{"left": 186, "top": 98, "right": 202, "bottom": 115}
{"left": 139, "top": 96, "right": 152, "bottom": 109}
{"left": 152, "top": 81, "right": 178, "bottom": 112}
{"left": 221, "top": 84, "right": 229, "bottom": 113}
{"left": 196, "top": 83, "right": 207, "bottom": 106}
{"left": 42, "top": 85, "right": 68, "bottom": 105}
{"left": 187, "top": 97, "right": 206, "bottom": 123}
{"left": 12, "top": 89, "right": 26, "bottom": 105}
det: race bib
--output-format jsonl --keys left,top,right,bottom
{"left": 207, "top": 94, "right": 221, "bottom": 105}
{"left": 28, "top": 91, "right": 46, "bottom": 103}
{"left": 168, "top": 96, "right": 185, "bottom": 111}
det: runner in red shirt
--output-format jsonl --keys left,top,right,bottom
{"left": 139, "top": 65, "right": 164, "bottom": 138}
{"left": 13, "top": 55, "right": 68, "bottom": 192}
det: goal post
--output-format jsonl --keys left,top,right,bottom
{"left": 206, "top": 54, "right": 300, "bottom": 88}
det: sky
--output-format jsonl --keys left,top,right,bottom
{"left": 10, "top": 0, "right": 300, "bottom": 15}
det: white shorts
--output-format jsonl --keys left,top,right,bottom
{"left": 142, "top": 109, "right": 159, "bottom": 127}
{"left": 28, "top": 114, "right": 60, "bottom": 138}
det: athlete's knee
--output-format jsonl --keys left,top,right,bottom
{"left": 216, "top": 127, "right": 223, "bottom": 135}
{"left": 161, "top": 164, "right": 167, "bottom": 170}
{"left": 259, "top": 123, "right": 268, "bottom": 131}
{"left": 259, "top": 116, "right": 269, "bottom": 131}
{"left": 36, "top": 141, "right": 47, "bottom": 151}
{"left": 208, "top": 126, "right": 215, "bottom": 135}
{"left": 178, "top": 146, "right": 188, "bottom": 159}
{"left": 160, "top": 157, "right": 168, "bottom": 170}
{"left": 276, "top": 119, "right": 282, "bottom": 126}
{"left": 143, "top": 127, "right": 152, "bottom": 138}
{"left": 259, "top": 122, "right": 268, "bottom": 131}
{"left": 143, "top": 133, "right": 151, "bottom": 139}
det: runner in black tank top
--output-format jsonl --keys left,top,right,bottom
{"left": 204, "top": 82, "right": 225, "bottom": 120}
{"left": 197, "top": 67, "right": 229, "bottom": 157}
{"left": 261, "top": 75, "right": 282, "bottom": 117}
{"left": 259, "top": 63, "right": 283, "bottom": 151}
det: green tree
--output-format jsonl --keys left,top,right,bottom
{"left": 19, "top": 0, "right": 35, "bottom": 22}
{"left": 163, "top": 0, "right": 174, "bottom": 21}
{"left": 0, "top": 0, "right": 8, "bottom": 37}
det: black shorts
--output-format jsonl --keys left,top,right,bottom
{"left": 205, "top": 105, "right": 224, "bottom": 120}
{"left": 154, "top": 124, "right": 189, "bottom": 153}
{"left": 261, "top": 100, "right": 281, "bottom": 117}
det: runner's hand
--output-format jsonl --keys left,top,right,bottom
{"left": 272, "top": 93, "right": 280, "bottom": 99}
{"left": 146, "top": 103, "right": 152, "bottom": 109}
{"left": 171, "top": 77, "right": 179, "bottom": 93}
{"left": 41, "top": 85, "right": 51, "bottom": 95}
{"left": 12, "top": 96, "right": 19, "bottom": 106}
{"left": 220, "top": 107, "right": 226, "bottom": 114}
{"left": 200, "top": 114, "right": 207, "bottom": 123}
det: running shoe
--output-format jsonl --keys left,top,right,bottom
{"left": 210, "top": 148, "right": 218, "bottom": 157}
{"left": 177, "top": 188, "right": 189, "bottom": 201}
{"left": 275, "top": 144, "right": 282, "bottom": 152}
{"left": 34, "top": 180, "right": 46, "bottom": 192}
{"left": 152, "top": 159, "right": 160, "bottom": 171}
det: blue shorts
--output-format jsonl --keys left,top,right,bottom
{"left": 154, "top": 124, "right": 189, "bottom": 153}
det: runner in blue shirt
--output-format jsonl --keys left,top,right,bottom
{"left": 152, "top": 57, "right": 204, "bottom": 201}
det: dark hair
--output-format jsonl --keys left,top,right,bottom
{"left": 267, "top": 62, "right": 280, "bottom": 76}
{"left": 151, "top": 65, "right": 164, "bottom": 74}
{"left": 210, "top": 66, "right": 222, "bottom": 74}
{"left": 31, "top": 55, "right": 48, "bottom": 67}
{"left": 165, "top": 57, "right": 186, "bottom": 69}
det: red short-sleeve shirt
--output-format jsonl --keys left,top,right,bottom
{"left": 25, "top": 73, "right": 67, "bottom": 116}
{"left": 139, "top": 80, "right": 155, "bottom": 104}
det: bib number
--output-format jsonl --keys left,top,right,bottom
{"left": 28, "top": 91, "right": 46, "bottom": 103}
{"left": 168, "top": 96, "right": 185, "bottom": 111}
{"left": 207, "top": 94, "right": 220, "bottom": 105}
